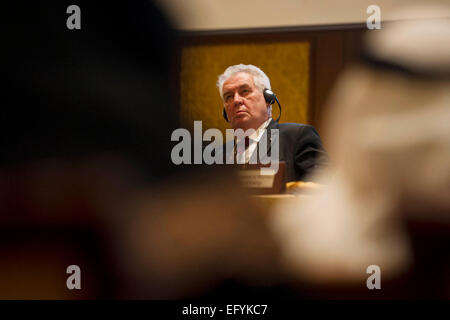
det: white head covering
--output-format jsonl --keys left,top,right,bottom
{"left": 271, "top": 4, "right": 450, "bottom": 284}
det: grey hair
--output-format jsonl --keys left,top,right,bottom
{"left": 216, "top": 64, "right": 271, "bottom": 99}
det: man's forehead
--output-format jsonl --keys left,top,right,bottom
{"left": 223, "top": 72, "right": 254, "bottom": 91}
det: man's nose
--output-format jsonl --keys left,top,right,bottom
{"left": 233, "top": 92, "right": 243, "bottom": 106}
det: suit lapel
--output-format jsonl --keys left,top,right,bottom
{"left": 249, "top": 119, "right": 279, "bottom": 163}
{"left": 265, "top": 119, "right": 279, "bottom": 157}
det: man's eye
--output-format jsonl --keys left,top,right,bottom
{"left": 242, "top": 89, "right": 249, "bottom": 95}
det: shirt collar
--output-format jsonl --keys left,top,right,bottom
{"left": 236, "top": 118, "right": 272, "bottom": 143}
{"left": 251, "top": 118, "right": 272, "bottom": 141}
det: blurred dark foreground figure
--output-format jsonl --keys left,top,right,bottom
{"left": 1, "top": 0, "right": 176, "bottom": 299}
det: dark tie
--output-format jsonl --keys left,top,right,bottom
{"left": 234, "top": 137, "right": 251, "bottom": 163}
{"left": 244, "top": 136, "right": 250, "bottom": 150}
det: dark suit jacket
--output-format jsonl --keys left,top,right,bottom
{"left": 217, "top": 119, "right": 327, "bottom": 182}
{"left": 264, "top": 119, "right": 328, "bottom": 182}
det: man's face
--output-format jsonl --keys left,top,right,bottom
{"left": 222, "top": 72, "right": 269, "bottom": 131}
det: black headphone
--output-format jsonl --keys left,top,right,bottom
{"left": 222, "top": 88, "right": 282, "bottom": 122}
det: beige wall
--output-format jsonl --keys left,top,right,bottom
{"left": 156, "top": 0, "right": 450, "bottom": 31}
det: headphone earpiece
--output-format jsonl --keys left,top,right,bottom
{"left": 263, "top": 88, "right": 276, "bottom": 105}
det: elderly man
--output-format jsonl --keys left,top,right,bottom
{"left": 217, "top": 64, "right": 327, "bottom": 182}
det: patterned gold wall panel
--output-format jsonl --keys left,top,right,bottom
{"left": 180, "top": 41, "right": 310, "bottom": 134}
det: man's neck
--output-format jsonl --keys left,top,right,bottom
{"left": 233, "top": 117, "right": 271, "bottom": 132}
